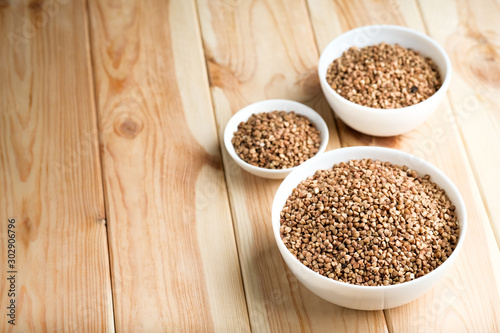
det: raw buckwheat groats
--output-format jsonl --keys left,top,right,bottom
{"left": 232, "top": 111, "right": 321, "bottom": 169}
{"left": 326, "top": 43, "right": 441, "bottom": 109}
{"left": 280, "top": 159, "right": 459, "bottom": 286}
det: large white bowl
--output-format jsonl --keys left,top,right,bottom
{"left": 318, "top": 25, "right": 452, "bottom": 137}
{"left": 272, "top": 147, "right": 467, "bottom": 310}
{"left": 224, "top": 99, "right": 329, "bottom": 179}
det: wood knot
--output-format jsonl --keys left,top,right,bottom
{"left": 29, "top": 0, "right": 43, "bottom": 11}
{"left": 24, "top": 217, "right": 33, "bottom": 234}
{"left": 455, "top": 29, "right": 500, "bottom": 87}
{"left": 207, "top": 58, "right": 240, "bottom": 88}
{"left": 114, "top": 116, "right": 143, "bottom": 139}
{"left": 466, "top": 44, "right": 500, "bottom": 86}
{"left": 0, "top": 0, "right": 9, "bottom": 9}
{"left": 299, "top": 69, "right": 320, "bottom": 96}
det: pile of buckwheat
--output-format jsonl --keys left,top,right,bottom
{"left": 232, "top": 111, "right": 321, "bottom": 169}
{"left": 280, "top": 159, "right": 459, "bottom": 286}
{"left": 326, "top": 43, "right": 441, "bottom": 108}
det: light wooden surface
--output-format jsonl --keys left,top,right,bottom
{"left": 1, "top": 0, "right": 499, "bottom": 332}
{"left": 0, "top": 0, "right": 113, "bottom": 331}
{"left": 86, "top": 0, "right": 248, "bottom": 331}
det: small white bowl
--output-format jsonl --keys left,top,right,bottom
{"left": 224, "top": 99, "right": 329, "bottom": 179}
{"left": 318, "top": 25, "right": 452, "bottom": 137}
{"left": 272, "top": 147, "right": 467, "bottom": 310}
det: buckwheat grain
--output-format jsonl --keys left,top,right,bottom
{"left": 280, "top": 159, "right": 459, "bottom": 286}
{"left": 326, "top": 43, "right": 441, "bottom": 108}
{"left": 232, "top": 111, "right": 321, "bottom": 169}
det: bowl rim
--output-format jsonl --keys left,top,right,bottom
{"left": 318, "top": 24, "right": 452, "bottom": 115}
{"left": 223, "top": 99, "right": 329, "bottom": 175}
{"left": 272, "top": 146, "right": 467, "bottom": 291}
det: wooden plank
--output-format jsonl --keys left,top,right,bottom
{"left": 306, "top": 0, "right": 500, "bottom": 332}
{"left": 86, "top": 0, "right": 250, "bottom": 331}
{"left": 0, "top": 0, "right": 113, "bottom": 331}
{"left": 197, "top": 0, "right": 388, "bottom": 331}
{"left": 417, "top": 0, "right": 500, "bottom": 260}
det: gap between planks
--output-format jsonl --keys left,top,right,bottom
{"left": 83, "top": 0, "right": 117, "bottom": 331}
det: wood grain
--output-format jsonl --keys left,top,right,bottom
{"left": 0, "top": 0, "right": 113, "bottom": 331}
{"left": 307, "top": 0, "right": 500, "bottom": 331}
{"left": 197, "top": 0, "right": 388, "bottom": 331}
{"left": 2, "top": 0, "right": 499, "bottom": 331}
{"left": 86, "top": 0, "right": 250, "bottom": 331}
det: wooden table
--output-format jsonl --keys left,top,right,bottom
{"left": 1, "top": 0, "right": 500, "bottom": 331}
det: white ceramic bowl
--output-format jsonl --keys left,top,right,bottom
{"left": 318, "top": 25, "right": 452, "bottom": 137}
{"left": 272, "top": 146, "right": 467, "bottom": 310}
{"left": 224, "top": 99, "right": 329, "bottom": 179}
